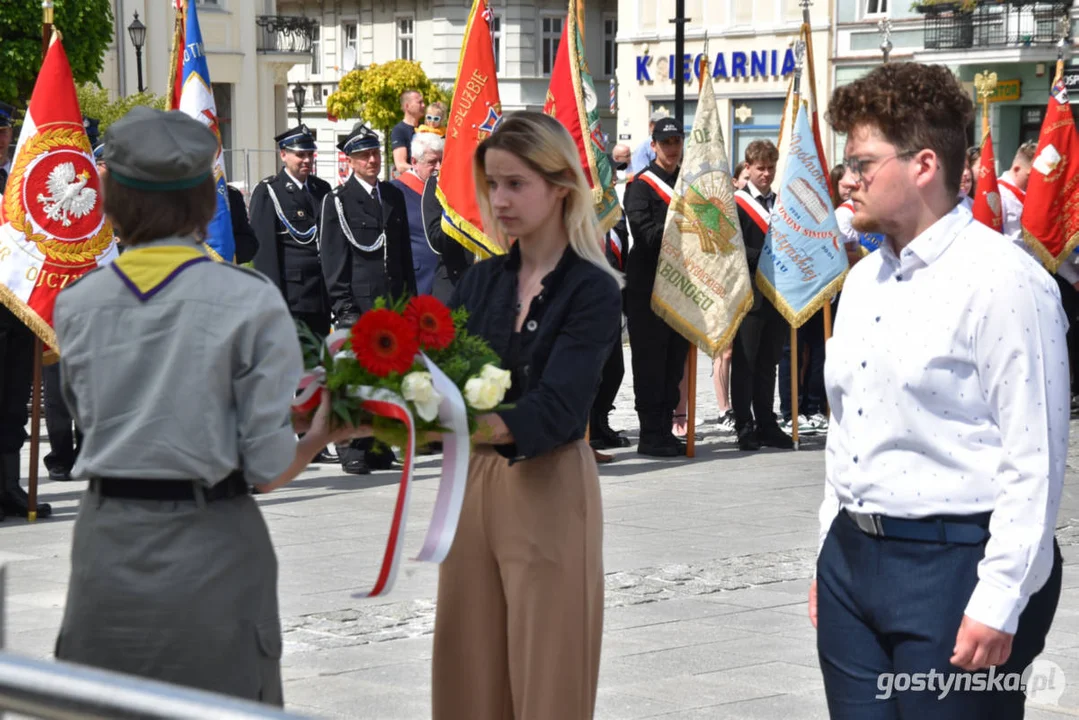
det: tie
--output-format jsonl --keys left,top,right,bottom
{"left": 762, "top": 193, "right": 775, "bottom": 211}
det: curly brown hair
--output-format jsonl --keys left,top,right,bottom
{"left": 826, "top": 63, "right": 973, "bottom": 197}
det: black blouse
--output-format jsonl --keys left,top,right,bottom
{"left": 449, "top": 241, "right": 622, "bottom": 462}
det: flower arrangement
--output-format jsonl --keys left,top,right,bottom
{"left": 293, "top": 295, "right": 512, "bottom": 446}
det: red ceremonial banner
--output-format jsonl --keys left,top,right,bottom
{"left": 1022, "top": 62, "right": 1079, "bottom": 272}
{"left": 436, "top": 0, "right": 504, "bottom": 258}
{"left": 0, "top": 39, "right": 117, "bottom": 350}
{"left": 972, "top": 129, "right": 1003, "bottom": 233}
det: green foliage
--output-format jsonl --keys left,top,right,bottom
{"left": 0, "top": 0, "right": 115, "bottom": 107}
{"left": 326, "top": 60, "right": 451, "bottom": 133}
{"left": 75, "top": 84, "right": 166, "bottom": 132}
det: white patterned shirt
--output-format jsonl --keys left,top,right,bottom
{"left": 819, "top": 204, "right": 1069, "bottom": 634}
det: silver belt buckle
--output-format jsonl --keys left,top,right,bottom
{"left": 849, "top": 510, "right": 884, "bottom": 536}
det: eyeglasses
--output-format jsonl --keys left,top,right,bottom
{"left": 843, "top": 150, "right": 919, "bottom": 182}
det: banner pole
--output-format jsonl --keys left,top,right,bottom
{"left": 790, "top": 326, "right": 799, "bottom": 450}
{"left": 683, "top": 52, "right": 708, "bottom": 460}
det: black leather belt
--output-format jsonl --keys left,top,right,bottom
{"left": 844, "top": 508, "right": 992, "bottom": 545}
{"left": 96, "top": 470, "right": 251, "bottom": 502}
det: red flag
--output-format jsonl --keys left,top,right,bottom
{"left": 1022, "top": 61, "right": 1079, "bottom": 272}
{"left": 543, "top": 0, "right": 620, "bottom": 232}
{"left": 436, "top": 0, "right": 504, "bottom": 258}
{"left": 972, "top": 129, "right": 1003, "bottom": 232}
{"left": 0, "top": 38, "right": 117, "bottom": 350}
{"left": 167, "top": 0, "right": 186, "bottom": 110}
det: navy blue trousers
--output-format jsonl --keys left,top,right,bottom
{"left": 817, "top": 510, "right": 1062, "bottom": 719}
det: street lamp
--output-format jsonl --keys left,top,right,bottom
{"left": 878, "top": 18, "right": 893, "bottom": 64}
{"left": 127, "top": 11, "right": 147, "bottom": 93}
{"left": 292, "top": 83, "right": 307, "bottom": 125}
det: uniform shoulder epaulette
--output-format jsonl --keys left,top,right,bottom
{"left": 309, "top": 175, "right": 332, "bottom": 190}
{"left": 259, "top": 175, "right": 275, "bottom": 185}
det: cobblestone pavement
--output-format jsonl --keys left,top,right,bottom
{"left": 5, "top": 347, "right": 1079, "bottom": 719}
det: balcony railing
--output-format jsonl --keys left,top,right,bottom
{"left": 256, "top": 15, "right": 317, "bottom": 54}
{"left": 917, "top": 0, "right": 1071, "bottom": 51}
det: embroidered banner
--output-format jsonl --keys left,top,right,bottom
{"left": 756, "top": 102, "right": 848, "bottom": 328}
{"left": 0, "top": 37, "right": 118, "bottom": 350}
{"left": 650, "top": 67, "right": 753, "bottom": 358}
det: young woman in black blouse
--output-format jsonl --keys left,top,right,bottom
{"left": 431, "top": 112, "right": 623, "bottom": 719}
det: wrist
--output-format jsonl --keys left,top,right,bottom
{"left": 297, "top": 433, "right": 327, "bottom": 462}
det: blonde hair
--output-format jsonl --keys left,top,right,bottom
{"left": 472, "top": 111, "right": 624, "bottom": 288}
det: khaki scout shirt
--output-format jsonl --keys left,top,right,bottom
{"left": 53, "top": 236, "right": 302, "bottom": 487}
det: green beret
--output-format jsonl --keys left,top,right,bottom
{"left": 103, "top": 106, "right": 217, "bottom": 191}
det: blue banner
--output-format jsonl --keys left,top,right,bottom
{"left": 178, "top": 0, "right": 235, "bottom": 262}
{"left": 756, "top": 103, "right": 848, "bottom": 327}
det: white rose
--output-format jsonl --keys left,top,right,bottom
{"left": 401, "top": 371, "right": 443, "bottom": 422}
{"left": 479, "top": 364, "right": 512, "bottom": 392}
{"left": 464, "top": 376, "right": 504, "bottom": 411}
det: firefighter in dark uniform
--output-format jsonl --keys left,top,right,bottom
{"left": 250, "top": 125, "right": 332, "bottom": 337}
{"left": 320, "top": 125, "right": 417, "bottom": 474}
{"left": 623, "top": 117, "right": 687, "bottom": 458}
{"left": 589, "top": 216, "right": 631, "bottom": 461}
{"left": 0, "top": 104, "right": 52, "bottom": 518}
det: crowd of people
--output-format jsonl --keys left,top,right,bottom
{"left": 0, "top": 58, "right": 1072, "bottom": 719}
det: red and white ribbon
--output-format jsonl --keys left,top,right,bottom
{"left": 291, "top": 330, "right": 469, "bottom": 597}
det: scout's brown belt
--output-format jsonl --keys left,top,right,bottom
{"left": 94, "top": 470, "right": 250, "bottom": 502}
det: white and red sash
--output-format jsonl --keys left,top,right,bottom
{"left": 734, "top": 189, "right": 771, "bottom": 235}
{"left": 998, "top": 178, "right": 1025, "bottom": 205}
{"left": 636, "top": 170, "right": 674, "bottom": 206}
{"left": 607, "top": 228, "right": 623, "bottom": 268}
{"left": 397, "top": 169, "right": 425, "bottom": 197}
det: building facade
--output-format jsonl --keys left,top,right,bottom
{"left": 99, "top": 0, "right": 317, "bottom": 190}
{"left": 614, "top": 0, "right": 833, "bottom": 170}
{"left": 833, "top": 0, "right": 1078, "bottom": 169}
{"left": 278, "top": 0, "right": 618, "bottom": 184}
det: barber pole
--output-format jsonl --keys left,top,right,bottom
{"left": 609, "top": 78, "right": 617, "bottom": 115}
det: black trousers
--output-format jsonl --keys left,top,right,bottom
{"left": 730, "top": 299, "right": 786, "bottom": 431}
{"left": 43, "top": 363, "right": 82, "bottom": 472}
{"left": 818, "top": 510, "right": 1063, "bottom": 719}
{"left": 0, "top": 308, "right": 34, "bottom": 454}
{"left": 625, "top": 290, "right": 688, "bottom": 438}
{"left": 778, "top": 308, "right": 826, "bottom": 419}
{"left": 590, "top": 333, "right": 625, "bottom": 425}
{"left": 1053, "top": 276, "right": 1078, "bottom": 393}
{"left": 293, "top": 311, "right": 331, "bottom": 339}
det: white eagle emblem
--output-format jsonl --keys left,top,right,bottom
{"left": 36, "top": 162, "right": 97, "bottom": 227}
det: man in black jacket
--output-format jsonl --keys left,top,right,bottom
{"left": 321, "top": 124, "right": 416, "bottom": 474}
{"left": 421, "top": 171, "right": 472, "bottom": 304}
{"left": 250, "top": 125, "right": 333, "bottom": 336}
{"left": 227, "top": 185, "right": 259, "bottom": 264}
{"left": 623, "top": 117, "right": 687, "bottom": 458}
{"left": 732, "top": 139, "right": 793, "bottom": 451}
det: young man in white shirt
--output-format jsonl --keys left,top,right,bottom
{"left": 997, "top": 141, "right": 1036, "bottom": 242}
{"left": 810, "top": 62, "right": 1066, "bottom": 719}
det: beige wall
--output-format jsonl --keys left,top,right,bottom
{"left": 100, "top": 0, "right": 307, "bottom": 189}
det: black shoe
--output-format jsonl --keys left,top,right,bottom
{"left": 589, "top": 420, "right": 631, "bottom": 450}
{"left": 365, "top": 446, "right": 397, "bottom": 470}
{"left": 1, "top": 454, "right": 50, "bottom": 518}
{"left": 312, "top": 448, "right": 339, "bottom": 464}
{"left": 757, "top": 424, "right": 795, "bottom": 449}
{"left": 736, "top": 425, "right": 761, "bottom": 451}
{"left": 48, "top": 467, "right": 73, "bottom": 482}
{"left": 637, "top": 437, "right": 683, "bottom": 458}
{"left": 343, "top": 457, "right": 371, "bottom": 475}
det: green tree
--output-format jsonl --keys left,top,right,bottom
{"left": 327, "top": 60, "right": 451, "bottom": 178}
{"left": 75, "top": 84, "right": 166, "bottom": 134}
{"left": 0, "top": 0, "right": 115, "bottom": 107}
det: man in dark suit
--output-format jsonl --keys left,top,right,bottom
{"left": 732, "top": 139, "right": 792, "bottom": 451}
{"left": 321, "top": 124, "right": 416, "bottom": 474}
{"left": 250, "top": 125, "right": 333, "bottom": 337}
{"left": 250, "top": 125, "right": 336, "bottom": 464}
{"left": 392, "top": 131, "right": 443, "bottom": 295}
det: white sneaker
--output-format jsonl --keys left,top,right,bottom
{"left": 807, "top": 413, "right": 829, "bottom": 434}
{"left": 783, "top": 415, "right": 812, "bottom": 434}
{"left": 715, "top": 410, "right": 736, "bottom": 434}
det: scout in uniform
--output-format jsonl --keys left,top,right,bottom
{"left": 52, "top": 106, "right": 366, "bottom": 704}
{"left": 250, "top": 125, "right": 333, "bottom": 337}
{"left": 320, "top": 125, "right": 417, "bottom": 475}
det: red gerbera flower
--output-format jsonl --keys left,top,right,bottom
{"left": 350, "top": 309, "right": 420, "bottom": 377}
{"left": 405, "top": 295, "right": 456, "bottom": 351}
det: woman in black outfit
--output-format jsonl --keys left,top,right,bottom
{"left": 431, "top": 111, "right": 623, "bottom": 720}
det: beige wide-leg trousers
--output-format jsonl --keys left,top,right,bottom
{"left": 432, "top": 440, "right": 604, "bottom": 720}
